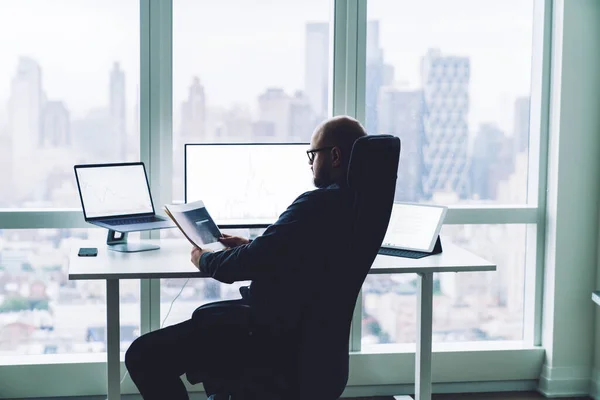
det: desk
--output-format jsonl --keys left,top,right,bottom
{"left": 68, "top": 239, "right": 495, "bottom": 400}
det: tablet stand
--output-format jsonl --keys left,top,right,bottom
{"left": 429, "top": 235, "right": 443, "bottom": 255}
{"left": 106, "top": 229, "right": 160, "bottom": 253}
{"left": 405, "top": 235, "right": 443, "bottom": 258}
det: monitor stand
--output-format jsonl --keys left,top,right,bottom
{"left": 106, "top": 230, "right": 160, "bottom": 253}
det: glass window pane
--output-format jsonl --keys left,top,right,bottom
{"left": 362, "top": 224, "right": 527, "bottom": 346}
{"left": 172, "top": 0, "right": 332, "bottom": 201}
{"left": 366, "top": 0, "right": 534, "bottom": 204}
{"left": 0, "top": 1, "right": 140, "bottom": 208}
{"left": 0, "top": 229, "right": 140, "bottom": 356}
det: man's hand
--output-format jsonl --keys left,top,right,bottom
{"left": 219, "top": 233, "right": 250, "bottom": 248}
{"left": 191, "top": 247, "right": 213, "bottom": 270}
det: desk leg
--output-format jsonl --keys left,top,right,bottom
{"left": 106, "top": 279, "right": 121, "bottom": 400}
{"left": 394, "top": 273, "right": 434, "bottom": 400}
{"left": 415, "top": 272, "right": 433, "bottom": 400}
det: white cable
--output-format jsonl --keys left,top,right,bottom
{"left": 161, "top": 279, "right": 190, "bottom": 328}
{"left": 111, "top": 278, "right": 191, "bottom": 396}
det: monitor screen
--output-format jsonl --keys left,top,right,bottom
{"left": 75, "top": 164, "right": 154, "bottom": 219}
{"left": 185, "top": 144, "right": 315, "bottom": 223}
{"left": 382, "top": 203, "right": 446, "bottom": 252}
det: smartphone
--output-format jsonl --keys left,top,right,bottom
{"left": 78, "top": 247, "right": 98, "bottom": 257}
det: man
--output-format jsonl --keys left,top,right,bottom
{"left": 125, "top": 116, "right": 367, "bottom": 399}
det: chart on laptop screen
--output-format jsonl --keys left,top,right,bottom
{"left": 185, "top": 144, "right": 314, "bottom": 223}
{"left": 76, "top": 164, "right": 154, "bottom": 218}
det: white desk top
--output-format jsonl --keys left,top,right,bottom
{"left": 593, "top": 291, "right": 600, "bottom": 306}
{"left": 68, "top": 239, "right": 495, "bottom": 281}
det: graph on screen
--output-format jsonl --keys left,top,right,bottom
{"left": 185, "top": 144, "right": 314, "bottom": 223}
{"left": 75, "top": 164, "right": 154, "bottom": 218}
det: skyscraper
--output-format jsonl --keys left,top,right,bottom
{"left": 109, "top": 62, "right": 126, "bottom": 160}
{"left": 378, "top": 87, "right": 424, "bottom": 201}
{"left": 470, "top": 124, "right": 513, "bottom": 200}
{"left": 365, "top": 20, "right": 394, "bottom": 135}
{"left": 40, "top": 101, "right": 70, "bottom": 148}
{"left": 513, "top": 97, "right": 530, "bottom": 154}
{"left": 174, "top": 77, "right": 207, "bottom": 200}
{"left": 180, "top": 76, "right": 206, "bottom": 140}
{"left": 421, "top": 49, "right": 470, "bottom": 199}
{"left": 9, "top": 57, "right": 44, "bottom": 156}
{"left": 289, "top": 91, "right": 313, "bottom": 143}
{"left": 8, "top": 57, "right": 45, "bottom": 200}
{"left": 257, "top": 88, "right": 290, "bottom": 141}
{"left": 0, "top": 129, "right": 13, "bottom": 206}
{"left": 305, "top": 22, "right": 329, "bottom": 122}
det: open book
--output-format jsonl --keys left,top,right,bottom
{"left": 164, "top": 200, "right": 226, "bottom": 251}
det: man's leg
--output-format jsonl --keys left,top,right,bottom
{"left": 125, "top": 301, "right": 252, "bottom": 400}
{"left": 125, "top": 319, "right": 198, "bottom": 400}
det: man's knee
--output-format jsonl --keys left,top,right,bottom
{"left": 125, "top": 334, "right": 150, "bottom": 373}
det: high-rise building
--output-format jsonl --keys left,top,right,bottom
{"left": 470, "top": 124, "right": 514, "bottom": 201}
{"left": 218, "top": 105, "right": 253, "bottom": 142}
{"left": 378, "top": 87, "right": 424, "bottom": 201}
{"left": 72, "top": 108, "right": 112, "bottom": 162}
{"left": 9, "top": 57, "right": 44, "bottom": 155}
{"left": 257, "top": 88, "right": 290, "bottom": 141}
{"left": 305, "top": 22, "right": 329, "bottom": 122}
{"left": 40, "top": 101, "right": 70, "bottom": 148}
{"left": 174, "top": 77, "right": 207, "bottom": 200}
{"left": 8, "top": 57, "right": 45, "bottom": 200}
{"left": 289, "top": 91, "right": 313, "bottom": 143}
{"left": 513, "top": 97, "right": 530, "bottom": 154}
{"left": 109, "top": 62, "right": 126, "bottom": 160}
{"left": 365, "top": 20, "right": 394, "bottom": 135}
{"left": 180, "top": 76, "right": 206, "bottom": 139}
{"left": 0, "top": 130, "right": 12, "bottom": 206}
{"left": 421, "top": 49, "right": 470, "bottom": 199}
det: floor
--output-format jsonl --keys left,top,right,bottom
{"left": 344, "top": 393, "right": 593, "bottom": 400}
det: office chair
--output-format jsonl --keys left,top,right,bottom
{"left": 186, "top": 135, "right": 401, "bottom": 399}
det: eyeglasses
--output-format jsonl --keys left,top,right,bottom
{"left": 306, "top": 146, "right": 334, "bottom": 163}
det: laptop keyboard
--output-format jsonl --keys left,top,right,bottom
{"left": 378, "top": 247, "right": 430, "bottom": 259}
{"left": 104, "top": 216, "right": 162, "bottom": 226}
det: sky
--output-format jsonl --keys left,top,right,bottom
{"left": 0, "top": 0, "right": 536, "bottom": 134}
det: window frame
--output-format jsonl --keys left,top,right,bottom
{"left": 0, "top": 0, "right": 552, "bottom": 397}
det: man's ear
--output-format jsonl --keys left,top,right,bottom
{"left": 331, "top": 146, "right": 342, "bottom": 167}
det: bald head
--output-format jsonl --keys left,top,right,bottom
{"left": 315, "top": 116, "right": 367, "bottom": 156}
{"left": 309, "top": 116, "right": 367, "bottom": 188}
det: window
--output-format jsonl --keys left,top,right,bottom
{"left": 171, "top": 0, "right": 332, "bottom": 201}
{"left": 362, "top": 224, "right": 528, "bottom": 346}
{"left": 0, "top": 0, "right": 140, "bottom": 208}
{"left": 366, "top": 0, "right": 534, "bottom": 204}
{"left": 0, "top": 229, "right": 140, "bottom": 356}
{"left": 0, "top": 0, "right": 551, "bottom": 396}
{"left": 357, "top": 0, "right": 541, "bottom": 353}
{"left": 0, "top": 0, "right": 140, "bottom": 359}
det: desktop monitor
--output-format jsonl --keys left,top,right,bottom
{"left": 185, "top": 143, "right": 314, "bottom": 225}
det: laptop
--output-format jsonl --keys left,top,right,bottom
{"left": 74, "top": 162, "right": 175, "bottom": 232}
{"left": 378, "top": 202, "right": 447, "bottom": 259}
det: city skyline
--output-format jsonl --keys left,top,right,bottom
{"left": 0, "top": 0, "right": 536, "bottom": 355}
{"left": 0, "top": 34, "right": 531, "bottom": 207}
{"left": 0, "top": 0, "right": 534, "bottom": 133}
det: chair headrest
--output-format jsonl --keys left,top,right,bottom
{"left": 347, "top": 135, "right": 401, "bottom": 189}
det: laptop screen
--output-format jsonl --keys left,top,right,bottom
{"left": 75, "top": 164, "right": 154, "bottom": 219}
{"left": 381, "top": 203, "right": 447, "bottom": 252}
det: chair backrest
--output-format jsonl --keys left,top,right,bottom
{"left": 296, "top": 135, "right": 400, "bottom": 399}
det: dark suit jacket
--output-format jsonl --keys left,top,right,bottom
{"left": 199, "top": 183, "right": 354, "bottom": 336}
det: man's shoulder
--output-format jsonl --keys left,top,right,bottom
{"left": 293, "top": 184, "right": 353, "bottom": 206}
